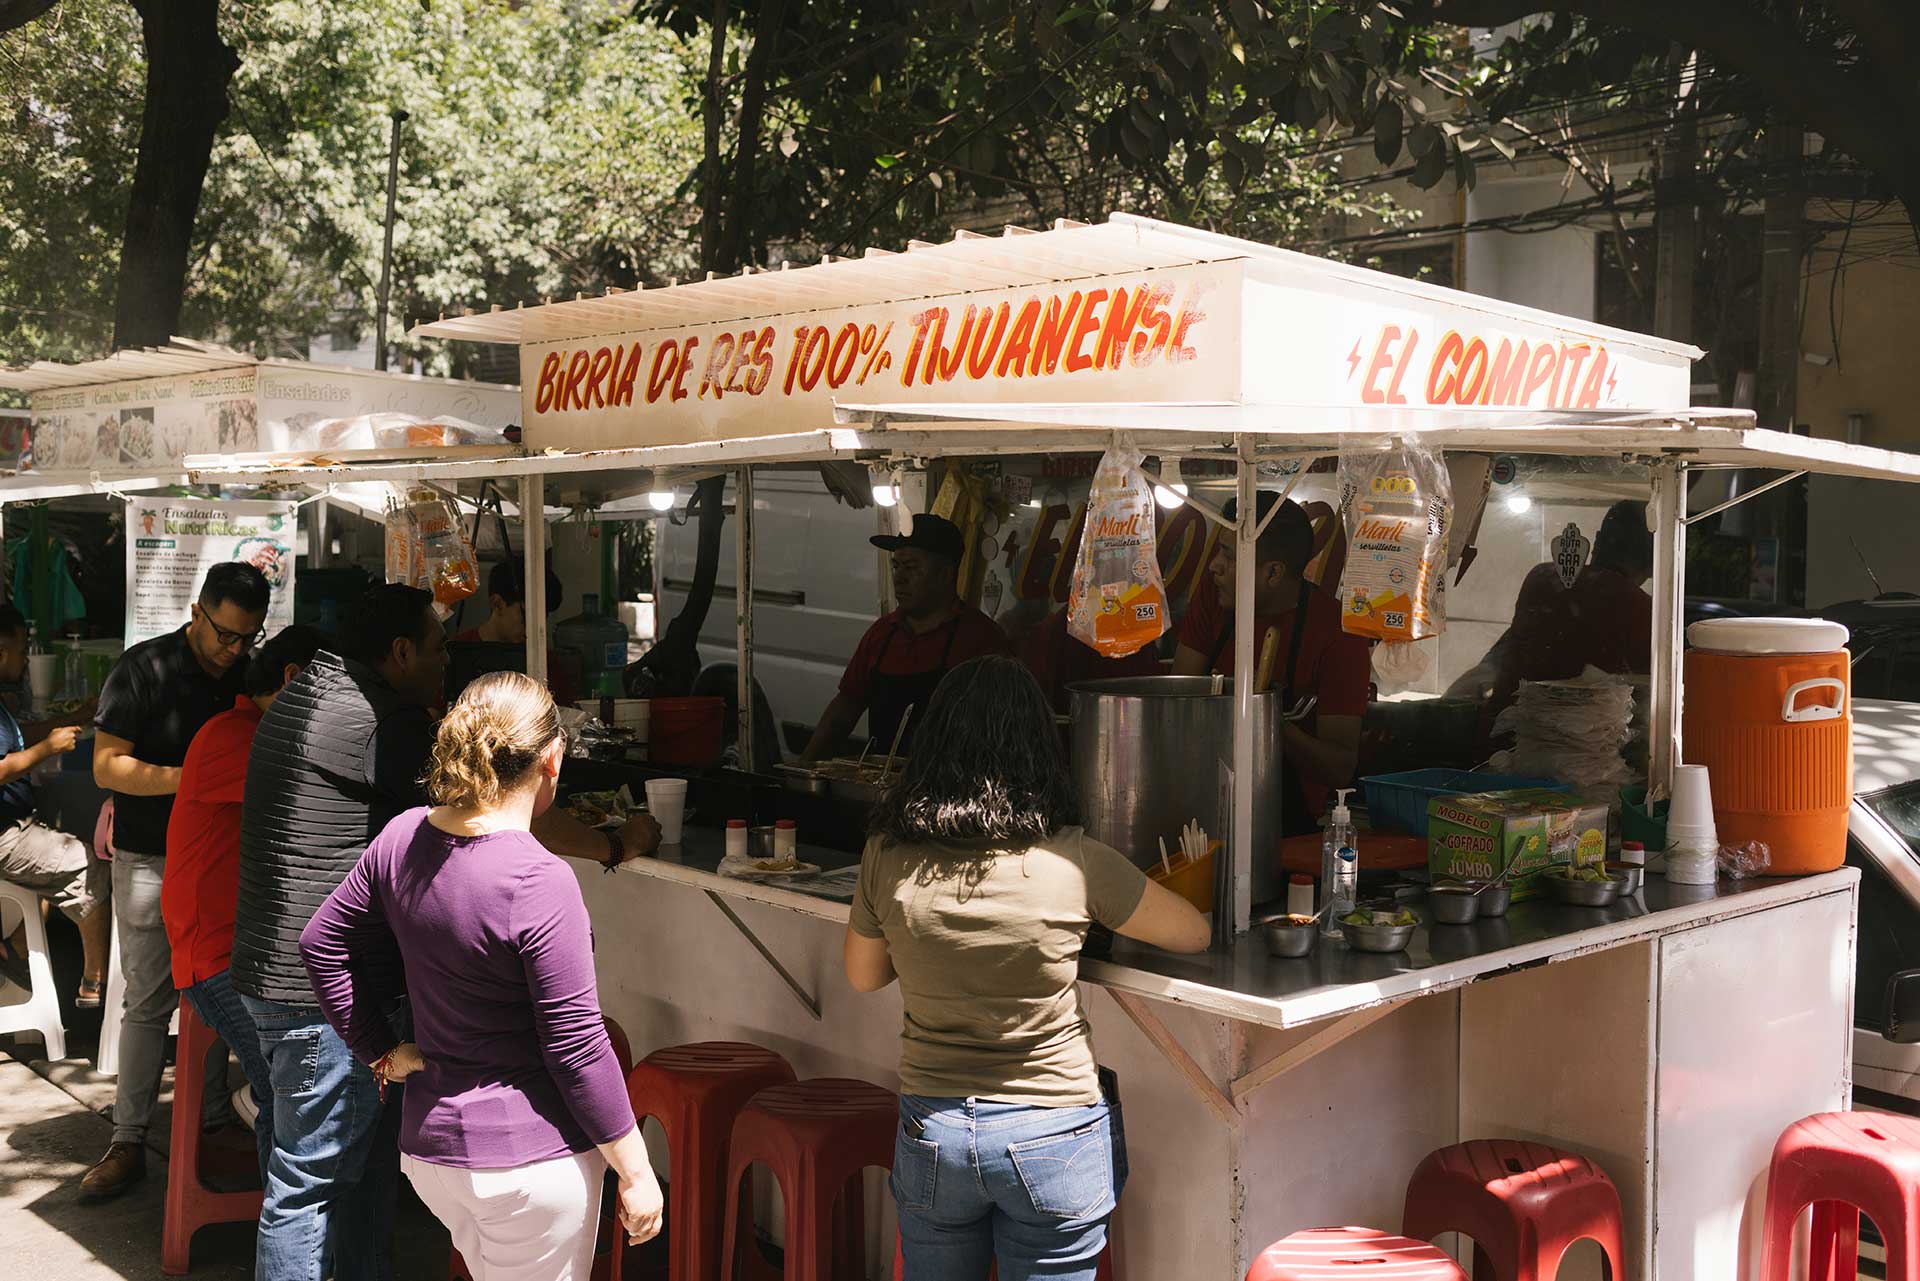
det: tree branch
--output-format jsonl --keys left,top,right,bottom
{"left": 1414, "top": 0, "right": 1920, "bottom": 208}
{"left": 0, "top": 0, "right": 56, "bottom": 35}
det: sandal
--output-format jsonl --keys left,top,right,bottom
{"left": 75, "top": 976, "right": 105, "bottom": 1008}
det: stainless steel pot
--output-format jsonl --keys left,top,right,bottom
{"left": 1068, "top": 676, "right": 1283, "bottom": 906}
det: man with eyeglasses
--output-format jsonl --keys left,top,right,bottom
{"left": 79, "top": 560, "right": 272, "bottom": 1202}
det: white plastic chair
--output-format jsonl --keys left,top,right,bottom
{"left": 97, "top": 917, "right": 180, "bottom": 1076}
{"left": 0, "top": 877, "right": 68, "bottom": 1061}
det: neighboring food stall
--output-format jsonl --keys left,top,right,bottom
{"left": 0, "top": 342, "right": 522, "bottom": 1068}
{"left": 188, "top": 214, "right": 1920, "bottom": 1280}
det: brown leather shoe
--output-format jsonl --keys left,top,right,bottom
{"left": 78, "top": 1142, "right": 146, "bottom": 1202}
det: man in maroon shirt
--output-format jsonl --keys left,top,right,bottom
{"left": 1485, "top": 500, "right": 1654, "bottom": 721}
{"left": 1172, "top": 494, "right": 1371, "bottom": 829}
{"left": 802, "top": 514, "right": 1009, "bottom": 762}
{"left": 161, "top": 623, "right": 326, "bottom": 1184}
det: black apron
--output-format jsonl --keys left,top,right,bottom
{"left": 1209, "top": 580, "right": 1317, "bottom": 838}
{"left": 866, "top": 614, "right": 962, "bottom": 755}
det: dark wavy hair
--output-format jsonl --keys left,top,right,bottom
{"left": 868, "top": 654, "right": 1081, "bottom": 847}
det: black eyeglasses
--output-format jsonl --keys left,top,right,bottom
{"left": 200, "top": 610, "right": 265, "bottom": 651}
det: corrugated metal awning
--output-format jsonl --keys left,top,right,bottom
{"left": 412, "top": 216, "right": 1251, "bottom": 348}
{"left": 411, "top": 213, "right": 1703, "bottom": 364}
{"left": 0, "top": 338, "right": 257, "bottom": 393}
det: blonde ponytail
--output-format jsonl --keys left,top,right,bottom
{"left": 426, "top": 671, "right": 561, "bottom": 809}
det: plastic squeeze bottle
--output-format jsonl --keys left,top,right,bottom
{"left": 1320, "top": 788, "right": 1359, "bottom": 938}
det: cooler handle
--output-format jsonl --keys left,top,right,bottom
{"left": 1781, "top": 678, "right": 1846, "bottom": 723}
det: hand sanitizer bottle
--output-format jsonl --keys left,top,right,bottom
{"left": 1320, "top": 787, "right": 1358, "bottom": 937}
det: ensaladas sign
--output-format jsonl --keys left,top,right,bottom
{"left": 518, "top": 257, "right": 1695, "bottom": 450}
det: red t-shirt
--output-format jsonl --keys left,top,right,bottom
{"left": 838, "top": 606, "right": 1010, "bottom": 709}
{"left": 1021, "top": 608, "right": 1161, "bottom": 712}
{"left": 1175, "top": 582, "right": 1371, "bottom": 718}
{"left": 162, "top": 696, "right": 262, "bottom": 988}
{"left": 1489, "top": 564, "right": 1652, "bottom": 714}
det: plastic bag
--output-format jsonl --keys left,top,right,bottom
{"left": 1717, "top": 840, "right": 1772, "bottom": 880}
{"left": 1067, "top": 448, "right": 1168, "bottom": 659}
{"left": 1336, "top": 440, "right": 1452, "bottom": 641}
{"left": 403, "top": 488, "right": 479, "bottom": 608}
{"left": 384, "top": 502, "right": 419, "bottom": 586}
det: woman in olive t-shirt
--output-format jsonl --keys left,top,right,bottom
{"left": 846, "top": 655, "right": 1209, "bottom": 1281}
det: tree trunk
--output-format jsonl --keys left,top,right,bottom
{"left": 111, "top": 0, "right": 238, "bottom": 350}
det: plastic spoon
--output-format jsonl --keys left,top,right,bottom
{"left": 880, "top": 704, "right": 915, "bottom": 778}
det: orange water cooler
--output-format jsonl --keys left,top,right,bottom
{"left": 1682, "top": 618, "right": 1852, "bottom": 873}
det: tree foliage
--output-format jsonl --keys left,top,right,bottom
{"left": 0, "top": 0, "right": 703, "bottom": 374}
{"left": 634, "top": 0, "right": 1421, "bottom": 273}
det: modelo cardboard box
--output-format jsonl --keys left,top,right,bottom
{"left": 1427, "top": 788, "right": 1609, "bottom": 899}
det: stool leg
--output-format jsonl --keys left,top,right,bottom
{"left": 718, "top": 1156, "right": 750, "bottom": 1281}
{"left": 19, "top": 893, "right": 65, "bottom": 1060}
{"left": 830, "top": 1172, "right": 865, "bottom": 1279}
{"left": 790, "top": 1167, "right": 838, "bottom": 1281}
{"left": 1810, "top": 1201, "right": 1859, "bottom": 1281}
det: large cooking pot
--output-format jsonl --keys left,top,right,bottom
{"left": 1067, "top": 676, "right": 1283, "bottom": 906}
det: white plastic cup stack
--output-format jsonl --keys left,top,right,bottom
{"left": 1664, "top": 764, "right": 1719, "bottom": 885}
{"left": 26, "top": 654, "right": 59, "bottom": 712}
{"left": 644, "top": 778, "right": 688, "bottom": 845}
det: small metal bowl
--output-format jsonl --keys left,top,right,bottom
{"left": 1259, "top": 916, "right": 1319, "bottom": 958}
{"left": 1341, "top": 919, "right": 1417, "bottom": 953}
{"left": 1427, "top": 885, "right": 1480, "bottom": 925}
{"left": 1541, "top": 870, "right": 1629, "bottom": 907}
{"left": 1474, "top": 882, "right": 1512, "bottom": 917}
{"left": 1606, "top": 861, "right": 1645, "bottom": 895}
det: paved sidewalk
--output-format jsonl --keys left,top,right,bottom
{"left": 0, "top": 1039, "right": 449, "bottom": 1278}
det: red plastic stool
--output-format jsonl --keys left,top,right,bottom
{"left": 161, "top": 999, "right": 264, "bottom": 1275}
{"left": 1248, "top": 1228, "right": 1467, "bottom": 1280}
{"left": 1760, "top": 1110, "right": 1920, "bottom": 1281}
{"left": 616, "top": 1041, "right": 796, "bottom": 1281}
{"left": 1402, "top": 1139, "right": 1628, "bottom": 1281}
{"left": 451, "top": 1017, "right": 635, "bottom": 1281}
{"left": 718, "top": 1078, "right": 897, "bottom": 1281}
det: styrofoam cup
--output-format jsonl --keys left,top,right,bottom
{"left": 27, "top": 654, "right": 59, "bottom": 708}
{"left": 1665, "top": 849, "right": 1717, "bottom": 885}
{"left": 1670, "top": 765, "right": 1715, "bottom": 831}
{"left": 644, "top": 778, "right": 688, "bottom": 844}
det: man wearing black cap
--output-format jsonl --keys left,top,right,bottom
{"left": 800, "top": 513, "right": 1008, "bottom": 763}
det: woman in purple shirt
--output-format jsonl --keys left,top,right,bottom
{"left": 301, "top": 672, "right": 662, "bottom": 1279}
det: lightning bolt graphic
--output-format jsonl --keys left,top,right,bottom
{"left": 1346, "top": 340, "right": 1363, "bottom": 380}
{"left": 1606, "top": 369, "right": 1619, "bottom": 401}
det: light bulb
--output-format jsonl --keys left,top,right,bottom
{"left": 647, "top": 490, "right": 675, "bottom": 512}
{"left": 871, "top": 484, "right": 899, "bottom": 508}
{"left": 1504, "top": 493, "right": 1533, "bottom": 515}
{"left": 1154, "top": 482, "right": 1189, "bottom": 509}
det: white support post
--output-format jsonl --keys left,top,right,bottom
{"left": 1225, "top": 435, "right": 1257, "bottom": 943}
{"left": 1648, "top": 459, "right": 1686, "bottom": 797}
{"left": 522, "top": 475, "right": 548, "bottom": 685}
{"left": 735, "top": 467, "right": 755, "bottom": 772}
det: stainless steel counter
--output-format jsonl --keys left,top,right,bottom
{"left": 615, "top": 832, "right": 1858, "bottom": 1032}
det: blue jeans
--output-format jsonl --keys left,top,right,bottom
{"left": 183, "top": 969, "right": 274, "bottom": 1185}
{"left": 892, "top": 1084, "right": 1127, "bottom": 1281}
{"left": 242, "top": 996, "right": 403, "bottom": 1281}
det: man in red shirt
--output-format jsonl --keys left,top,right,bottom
{"left": 1484, "top": 500, "right": 1654, "bottom": 721}
{"left": 161, "top": 623, "right": 325, "bottom": 1183}
{"left": 1172, "top": 494, "right": 1371, "bottom": 830}
{"left": 449, "top": 558, "right": 563, "bottom": 645}
{"left": 802, "top": 514, "right": 1009, "bottom": 762}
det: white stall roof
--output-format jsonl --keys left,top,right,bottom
{"left": 0, "top": 338, "right": 256, "bottom": 392}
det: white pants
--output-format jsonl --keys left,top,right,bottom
{"left": 403, "top": 1150, "right": 607, "bottom": 1281}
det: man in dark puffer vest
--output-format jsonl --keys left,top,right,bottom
{"left": 232, "top": 583, "right": 660, "bottom": 1281}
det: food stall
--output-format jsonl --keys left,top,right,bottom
{"left": 187, "top": 214, "right": 1920, "bottom": 1280}
{"left": 0, "top": 341, "right": 524, "bottom": 1068}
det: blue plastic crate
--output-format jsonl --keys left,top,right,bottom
{"left": 1361, "top": 768, "right": 1565, "bottom": 837}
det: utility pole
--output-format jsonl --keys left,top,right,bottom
{"left": 1653, "top": 48, "right": 1698, "bottom": 344}
{"left": 1756, "top": 123, "right": 1805, "bottom": 431}
{"left": 374, "top": 108, "right": 408, "bottom": 372}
